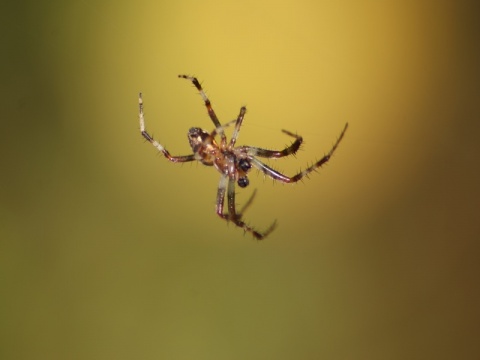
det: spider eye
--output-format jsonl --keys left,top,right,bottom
{"left": 238, "top": 177, "right": 249, "bottom": 188}
{"left": 238, "top": 159, "right": 252, "bottom": 172}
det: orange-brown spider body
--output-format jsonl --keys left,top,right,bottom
{"left": 139, "top": 75, "right": 348, "bottom": 239}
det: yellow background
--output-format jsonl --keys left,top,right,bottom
{"left": 1, "top": 0, "right": 479, "bottom": 359}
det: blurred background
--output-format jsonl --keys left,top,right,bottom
{"left": 1, "top": 0, "right": 479, "bottom": 359}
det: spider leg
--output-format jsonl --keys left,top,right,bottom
{"left": 250, "top": 123, "right": 349, "bottom": 183}
{"left": 210, "top": 119, "right": 237, "bottom": 138}
{"left": 139, "top": 93, "right": 196, "bottom": 163}
{"left": 238, "top": 189, "right": 257, "bottom": 217}
{"left": 241, "top": 129, "right": 303, "bottom": 158}
{"left": 209, "top": 109, "right": 246, "bottom": 143}
{"left": 229, "top": 106, "right": 247, "bottom": 148}
{"left": 215, "top": 175, "right": 276, "bottom": 240}
{"left": 178, "top": 75, "right": 227, "bottom": 145}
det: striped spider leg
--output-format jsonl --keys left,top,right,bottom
{"left": 139, "top": 75, "right": 348, "bottom": 240}
{"left": 247, "top": 123, "right": 349, "bottom": 183}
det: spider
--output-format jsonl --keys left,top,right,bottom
{"left": 139, "top": 75, "right": 348, "bottom": 240}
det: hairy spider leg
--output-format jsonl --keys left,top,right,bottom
{"left": 238, "top": 189, "right": 258, "bottom": 216}
{"left": 240, "top": 129, "right": 304, "bottom": 159}
{"left": 229, "top": 106, "right": 247, "bottom": 149}
{"left": 206, "top": 105, "right": 247, "bottom": 149}
{"left": 139, "top": 93, "right": 196, "bottom": 163}
{"left": 178, "top": 75, "right": 227, "bottom": 146}
{"left": 209, "top": 119, "right": 237, "bottom": 138}
{"left": 250, "top": 122, "right": 349, "bottom": 183}
{"left": 216, "top": 175, "right": 276, "bottom": 240}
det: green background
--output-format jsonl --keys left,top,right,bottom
{"left": 1, "top": 1, "right": 479, "bottom": 359}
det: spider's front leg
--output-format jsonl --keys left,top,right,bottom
{"left": 216, "top": 175, "right": 276, "bottom": 240}
{"left": 139, "top": 93, "right": 196, "bottom": 163}
{"left": 178, "top": 75, "right": 227, "bottom": 146}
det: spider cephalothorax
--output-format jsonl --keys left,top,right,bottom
{"left": 139, "top": 75, "right": 348, "bottom": 239}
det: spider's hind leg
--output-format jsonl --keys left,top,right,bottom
{"left": 238, "top": 189, "right": 257, "bottom": 218}
{"left": 215, "top": 175, "right": 276, "bottom": 240}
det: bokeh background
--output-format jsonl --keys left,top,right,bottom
{"left": 1, "top": 0, "right": 479, "bottom": 359}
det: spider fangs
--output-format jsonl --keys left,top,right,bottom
{"left": 139, "top": 75, "right": 348, "bottom": 240}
